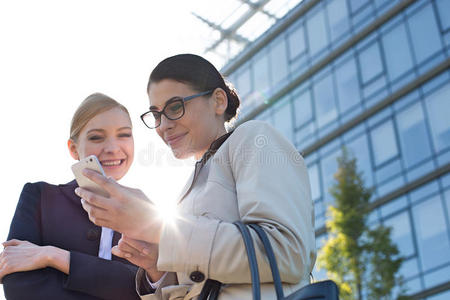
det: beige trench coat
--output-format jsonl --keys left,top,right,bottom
{"left": 137, "top": 120, "right": 316, "bottom": 300}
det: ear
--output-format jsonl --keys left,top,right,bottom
{"left": 212, "top": 88, "right": 228, "bottom": 117}
{"left": 68, "top": 139, "right": 80, "bottom": 160}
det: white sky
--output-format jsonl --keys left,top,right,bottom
{"left": 0, "top": 1, "right": 229, "bottom": 297}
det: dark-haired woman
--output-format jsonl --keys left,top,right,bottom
{"left": 77, "top": 54, "right": 316, "bottom": 300}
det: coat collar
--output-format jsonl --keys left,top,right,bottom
{"left": 58, "top": 179, "right": 80, "bottom": 204}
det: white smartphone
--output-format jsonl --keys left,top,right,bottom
{"left": 71, "top": 155, "right": 109, "bottom": 197}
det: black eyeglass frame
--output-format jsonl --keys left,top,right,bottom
{"left": 140, "top": 90, "right": 214, "bottom": 129}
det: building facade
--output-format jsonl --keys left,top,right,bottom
{"left": 220, "top": 0, "right": 450, "bottom": 298}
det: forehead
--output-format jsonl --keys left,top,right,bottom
{"left": 148, "top": 79, "right": 195, "bottom": 109}
{"left": 84, "top": 107, "right": 131, "bottom": 130}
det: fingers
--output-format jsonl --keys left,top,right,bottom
{"left": 80, "top": 199, "right": 110, "bottom": 227}
{"left": 81, "top": 169, "right": 121, "bottom": 195}
{"left": 76, "top": 187, "right": 110, "bottom": 210}
{"left": 111, "top": 245, "right": 132, "bottom": 259}
{"left": 2, "top": 240, "right": 22, "bottom": 247}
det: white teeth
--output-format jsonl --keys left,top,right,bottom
{"left": 102, "top": 160, "right": 122, "bottom": 166}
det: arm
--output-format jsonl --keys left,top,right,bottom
{"left": 157, "top": 121, "right": 316, "bottom": 284}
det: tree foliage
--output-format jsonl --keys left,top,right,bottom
{"left": 317, "top": 148, "right": 406, "bottom": 300}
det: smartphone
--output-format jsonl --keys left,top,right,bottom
{"left": 71, "top": 155, "right": 109, "bottom": 197}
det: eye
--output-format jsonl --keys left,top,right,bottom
{"left": 118, "top": 133, "right": 132, "bottom": 138}
{"left": 88, "top": 135, "right": 103, "bottom": 141}
{"left": 167, "top": 102, "right": 183, "bottom": 114}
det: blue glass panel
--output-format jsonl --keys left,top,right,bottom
{"left": 327, "top": 0, "right": 350, "bottom": 41}
{"left": 445, "top": 189, "right": 450, "bottom": 233}
{"left": 236, "top": 66, "right": 252, "bottom": 97}
{"left": 403, "top": 277, "right": 423, "bottom": 295}
{"left": 412, "top": 194, "right": 450, "bottom": 271}
{"left": 346, "top": 133, "right": 374, "bottom": 187}
{"left": 252, "top": 52, "right": 270, "bottom": 93}
{"left": 424, "top": 264, "right": 450, "bottom": 289}
{"left": 358, "top": 41, "right": 384, "bottom": 85}
{"left": 293, "top": 89, "right": 313, "bottom": 128}
{"left": 410, "top": 181, "right": 439, "bottom": 204}
{"left": 424, "top": 83, "right": 450, "bottom": 152}
{"left": 406, "top": 159, "right": 435, "bottom": 183}
{"left": 308, "top": 163, "right": 321, "bottom": 201}
{"left": 441, "top": 174, "right": 450, "bottom": 189}
{"left": 396, "top": 102, "right": 432, "bottom": 168}
{"left": 313, "top": 73, "right": 338, "bottom": 128}
{"left": 335, "top": 57, "right": 360, "bottom": 113}
{"left": 306, "top": 8, "right": 329, "bottom": 57}
{"left": 349, "top": 0, "right": 370, "bottom": 13}
{"left": 435, "top": 0, "right": 450, "bottom": 31}
{"left": 320, "top": 148, "right": 341, "bottom": 204}
{"left": 398, "top": 257, "right": 420, "bottom": 280}
{"left": 288, "top": 24, "right": 306, "bottom": 59}
{"left": 370, "top": 120, "right": 399, "bottom": 166}
{"left": 381, "top": 22, "right": 414, "bottom": 81}
{"left": 384, "top": 211, "right": 415, "bottom": 257}
{"left": 407, "top": 3, "right": 442, "bottom": 64}
{"left": 272, "top": 97, "right": 293, "bottom": 143}
{"left": 375, "top": 159, "right": 402, "bottom": 184}
{"left": 380, "top": 196, "right": 407, "bottom": 218}
{"left": 427, "top": 290, "right": 450, "bottom": 300}
{"left": 270, "top": 38, "right": 289, "bottom": 85}
{"left": 296, "top": 122, "right": 315, "bottom": 147}
{"left": 377, "top": 175, "right": 405, "bottom": 197}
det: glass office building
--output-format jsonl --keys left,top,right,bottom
{"left": 220, "top": 0, "right": 450, "bottom": 298}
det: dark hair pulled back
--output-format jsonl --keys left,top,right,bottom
{"left": 147, "top": 54, "right": 240, "bottom": 122}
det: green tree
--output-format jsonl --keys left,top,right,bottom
{"left": 317, "top": 148, "right": 405, "bottom": 300}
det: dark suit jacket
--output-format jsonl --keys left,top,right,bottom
{"left": 3, "top": 180, "right": 141, "bottom": 300}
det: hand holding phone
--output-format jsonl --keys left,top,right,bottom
{"left": 71, "top": 155, "right": 109, "bottom": 197}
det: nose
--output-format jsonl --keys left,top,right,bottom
{"left": 103, "top": 138, "right": 121, "bottom": 154}
{"left": 158, "top": 114, "right": 175, "bottom": 132}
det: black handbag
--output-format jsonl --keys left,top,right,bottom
{"left": 199, "top": 221, "right": 339, "bottom": 300}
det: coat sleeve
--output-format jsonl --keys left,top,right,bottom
{"left": 3, "top": 182, "right": 141, "bottom": 300}
{"left": 157, "top": 121, "right": 316, "bottom": 284}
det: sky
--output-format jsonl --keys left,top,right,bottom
{"left": 0, "top": 1, "right": 229, "bottom": 297}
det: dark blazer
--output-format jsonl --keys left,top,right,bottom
{"left": 3, "top": 180, "right": 141, "bottom": 300}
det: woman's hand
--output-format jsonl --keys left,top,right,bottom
{"left": 75, "top": 169, "right": 162, "bottom": 243}
{"left": 112, "top": 235, "right": 165, "bottom": 282}
{"left": 0, "top": 240, "right": 52, "bottom": 282}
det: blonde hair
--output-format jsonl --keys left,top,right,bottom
{"left": 70, "top": 93, "right": 131, "bottom": 142}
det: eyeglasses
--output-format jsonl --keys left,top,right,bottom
{"left": 140, "top": 90, "right": 214, "bottom": 129}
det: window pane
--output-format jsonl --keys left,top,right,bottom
{"left": 358, "top": 42, "right": 384, "bottom": 84}
{"left": 308, "top": 163, "right": 321, "bottom": 201}
{"left": 327, "top": 0, "right": 350, "bottom": 41}
{"left": 370, "top": 120, "right": 399, "bottom": 166}
{"left": 346, "top": 133, "right": 373, "bottom": 187}
{"left": 396, "top": 103, "right": 432, "bottom": 168}
{"left": 306, "top": 8, "right": 329, "bottom": 57}
{"left": 349, "top": 0, "right": 369, "bottom": 13}
{"left": 313, "top": 74, "right": 338, "bottom": 128}
{"left": 382, "top": 22, "right": 414, "bottom": 81}
{"left": 407, "top": 4, "right": 442, "bottom": 64}
{"left": 293, "top": 89, "right": 313, "bottom": 128}
{"left": 384, "top": 211, "right": 415, "bottom": 257}
{"left": 436, "top": 0, "right": 450, "bottom": 31}
{"left": 412, "top": 195, "right": 450, "bottom": 271}
{"left": 288, "top": 24, "right": 306, "bottom": 59}
{"left": 335, "top": 57, "right": 360, "bottom": 113}
{"left": 270, "top": 38, "right": 289, "bottom": 84}
{"left": 272, "top": 98, "right": 293, "bottom": 142}
{"left": 236, "top": 66, "right": 252, "bottom": 97}
{"left": 320, "top": 148, "right": 341, "bottom": 204}
{"left": 445, "top": 189, "right": 450, "bottom": 231}
{"left": 425, "top": 83, "right": 450, "bottom": 152}
{"left": 253, "top": 53, "right": 270, "bottom": 93}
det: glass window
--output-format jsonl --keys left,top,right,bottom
{"left": 313, "top": 73, "right": 338, "bottom": 128}
{"left": 252, "top": 53, "right": 270, "bottom": 93}
{"left": 288, "top": 24, "right": 306, "bottom": 59}
{"left": 445, "top": 189, "right": 450, "bottom": 232}
{"left": 358, "top": 41, "right": 384, "bottom": 84}
{"left": 326, "top": 0, "right": 350, "bottom": 41}
{"left": 346, "top": 133, "right": 373, "bottom": 187}
{"left": 383, "top": 211, "right": 415, "bottom": 257}
{"left": 412, "top": 195, "right": 450, "bottom": 271}
{"left": 396, "top": 102, "right": 432, "bottom": 168}
{"left": 407, "top": 4, "right": 442, "bottom": 64}
{"left": 335, "top": 57, "right": 360, "bottom": 113}
{"left": 425, "top": 83, "right": 450, "bottom": 152}
{"left": 381, "top": 22, "right": 414, "bottom": 81}
{"left": 272, "top": 97, "right": 293, "bottom": 142}
{"left": 293, "top": 89, "right": 313, "bottom": 128}
{"left": 308, "top": 163, "right": 321, "bottom": 201}
{"left": 306, "top": 8, "right": 329, "bottom": 57}
{"left": 436, "top": 0, "right": 450, "bottom": 31}
{"left": 349, "top": 0, "right": 370, "bottom": 13}
{"left": 270, "top": 38, "right": 289, "bottom": 85}
{"left": 370, "top": 120, "right": 399, "bottom": 166}
{"left": 236, "top": 66, "right": 252, "bottom": 97}
{"left": 320, "top": 148, "right": 341, "bottom": 204}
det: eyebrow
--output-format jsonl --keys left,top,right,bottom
{"left": 149, "top": 96, "right": 180, "bottom": 110}
{"left": 86, "top": 127, "right": 132, "bottom": 134}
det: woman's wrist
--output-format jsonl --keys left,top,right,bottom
{"left": 145, "top": 267, "right": 165, "bottom": 283}
{"left": 45, "top": 246, "right": 70, "bottom": 274}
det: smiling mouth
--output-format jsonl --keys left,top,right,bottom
{"left": 100, "top": 159, "right": 125, "bottom": 167}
